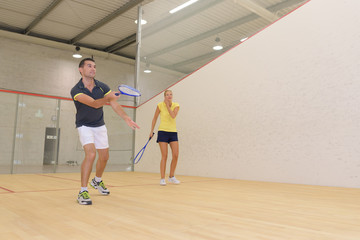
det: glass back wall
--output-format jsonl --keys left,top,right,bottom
{"left": 0, "top": 90, "right": 135, "bottom": 174}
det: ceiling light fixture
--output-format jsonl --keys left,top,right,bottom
{"left": 144, "top": 60, "right": 152, "bottom": 73}
{"left": 213, "top": 37, "right": 223, "bottom": 51}
{"left": 72, "top": 46, "right": 82, "bottom": 58}
{"left": 169, "top": 0, "right": 198, "bottom": 14}
{"left": 240, "top": 37, "right": 248, "bottom": 42}
{"left": 135, "top": 19, "right": 147, "bottom": 25}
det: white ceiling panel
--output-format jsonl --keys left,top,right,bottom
{"left": 0, "top": 0, "right": 53, "bottom": 15}
{"left": 0, "top": 8, "right": 34, "bottom": 29}
{"left": 0, "top": 0, "right": 309, "bottom": 74}
{"left": 32, "top": 19, "right": 83, "bottom": 39}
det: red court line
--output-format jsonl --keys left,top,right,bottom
{"left": 36, "top": 174, "right": 117, "bottom": 187}
{"left": 0, "top": 188, "right": 78, "bottom": 194}
{"left": 0, "top": 88, "right": 136, "bottom": 109}
{"left": 0, "top": 89, "right": 72, "bottom": 101}
{"left": 0, "top": 178, "right": 227, "bottom": 194}
{"left": 36, "top": 173, "right": 79, "bottom": 182}
{"left": 0, "top": 186, "right": 15, "bottom": 193}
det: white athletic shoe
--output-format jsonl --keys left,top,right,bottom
{"left": 168, "top": 176, "right": 180, "bottom": 184}
{"left": 90, "top": 178, "right": 110, "bottom": 195}
{"left": 160, "top": 179, "right": 166, "bottom": 186}
{"left": 77, "top": 190, "right": 92, "bottom": 205}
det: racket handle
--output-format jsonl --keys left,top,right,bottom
{"left": 149, "top": 132, "right": 155, "bottom": 140}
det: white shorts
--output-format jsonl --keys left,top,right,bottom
{"left": 77, "top": 125, "right": 109, "bottom": 149}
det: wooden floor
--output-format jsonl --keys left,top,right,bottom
{"left": 0, "top": 172, "right": 359, "bottom": 240}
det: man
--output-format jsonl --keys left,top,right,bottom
{"left": 70, "top": 58, "right": 139, "bottom": 205}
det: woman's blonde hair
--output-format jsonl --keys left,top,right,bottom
{"left": 164, "top": 89, "right": 172, "bottom": 96}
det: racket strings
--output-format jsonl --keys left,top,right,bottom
{"left": 134, "top": 148, "right": 145, "bottom": 164}
{"left": 119, "top": 86, "right": 140, "bottom": 96}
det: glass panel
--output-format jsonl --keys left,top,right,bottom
{"left": 104, "top": 105, "right": 135, "bottom": 172}
{"left": 12, "top": 94, "right": 59, "bottom": 174}
{"left": 0, "top": 92, "right": 18, "bottom": 174}
{"left": 55, "top": 99, "right": 81, "bottom": 173}
{"left": 0, "top": 92, "right": 136, "bottom": 174}
{"left": 55, "top": 100, "right": 135, "bottom": 173}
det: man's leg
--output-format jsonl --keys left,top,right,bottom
{"left": 78, "top": 143, "right": 96, "bottom": 205}
{"left": 90, "top": 148, "right": 110, "bottom": 195}
{"left": 81, "top": 143, "right": 97, "bottom": 187}
{"left": 96, "top": 148, "right": 109, "bottom": 178}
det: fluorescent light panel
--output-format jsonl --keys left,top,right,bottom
{"left": 169, "top": 0, "right": 198, "bottom": 14}
{"left": 72, "top": 53, "right": 82, "bottom": 58}
{"left": 135, "top": 19, "right": 147, "bottom": 25}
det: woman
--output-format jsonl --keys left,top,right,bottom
{"left": 150, "top": 90, "right": 180, "bottom": 186}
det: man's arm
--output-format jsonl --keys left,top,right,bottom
{"left": 109, "top": 99, "right": 140, "bottom": 130}
{"left": 74, "top": 91, "right": 120, "bottom": 108}
{"left": 74, "top": 93, "right": 108, "bottom": 108}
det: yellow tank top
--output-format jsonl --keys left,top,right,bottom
{"left": 158, "top": 102, "right": 180, "bottom": 132}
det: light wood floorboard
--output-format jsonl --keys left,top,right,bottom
{"left": 0, "top": 172, "right": 359, "bottom": 240}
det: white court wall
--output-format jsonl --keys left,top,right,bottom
{"left": 135, "top": 0, "right": 360, "bottom": 188}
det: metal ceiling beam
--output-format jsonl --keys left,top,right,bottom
{"left": 23, "top": 0, "right": 63, "bottom": 35}
{"left": 105, "top": 33, "right": 136, "bottom": 53}
{"left": 69, "top": 0, "right": 145, "bottom": 45}
{"left": 105, "top": 0, "right": 223, "bottom": 53}
{"left": 145, "top": 14, "right": 257, "bottom": 59}
{"left": 145, "top": 0, "right": 303, "bottom": 60}
{"left": 233, "top": 0, "right": 278, "bottom": 22}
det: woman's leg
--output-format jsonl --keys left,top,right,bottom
{"left": 169, "top": 141, "right": 179, "bottom": 178}
{"left": 159, "top": 142, "right": 168, "bottom": 179}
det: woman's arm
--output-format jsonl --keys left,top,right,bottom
{"left": 164, "top": 99, "right": 179, "bottom": 119}
{"left": 150, "top": 106, "right": 160, "bottom": 138}
{"left": 166, "top": 104, "right": 179, "bottom": 119}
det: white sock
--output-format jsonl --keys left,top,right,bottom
{"left": 95, "top": 176, "right": 102, "bottom": 182}
{"left": 80, "top": 187, "right": 88, "bottom": 192}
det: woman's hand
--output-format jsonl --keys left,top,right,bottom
{"left": 149, "top": 132, "right": 154, "bottom": 139}
{"left": 164, "top": 98, "right": 171, "bottom": 108}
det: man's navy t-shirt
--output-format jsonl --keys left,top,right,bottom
{"left": 70, "top": 79, "right": 111, "bottom": 128}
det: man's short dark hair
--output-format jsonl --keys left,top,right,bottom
{"left": 79, "top": 58, "right": 95, "bottom": 68}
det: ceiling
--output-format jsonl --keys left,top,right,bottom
{"left": 0, "top": 0, "right": 308, "bottom": 75}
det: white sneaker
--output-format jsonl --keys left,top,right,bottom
{"left": 168, "top": 176, "right": 180, "bottom": 184}
{"left": 90, "top": 178, "right": 110, "bottom": 195}
{"left": 160, "top": 179, "right": 166, "bottom": 186}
